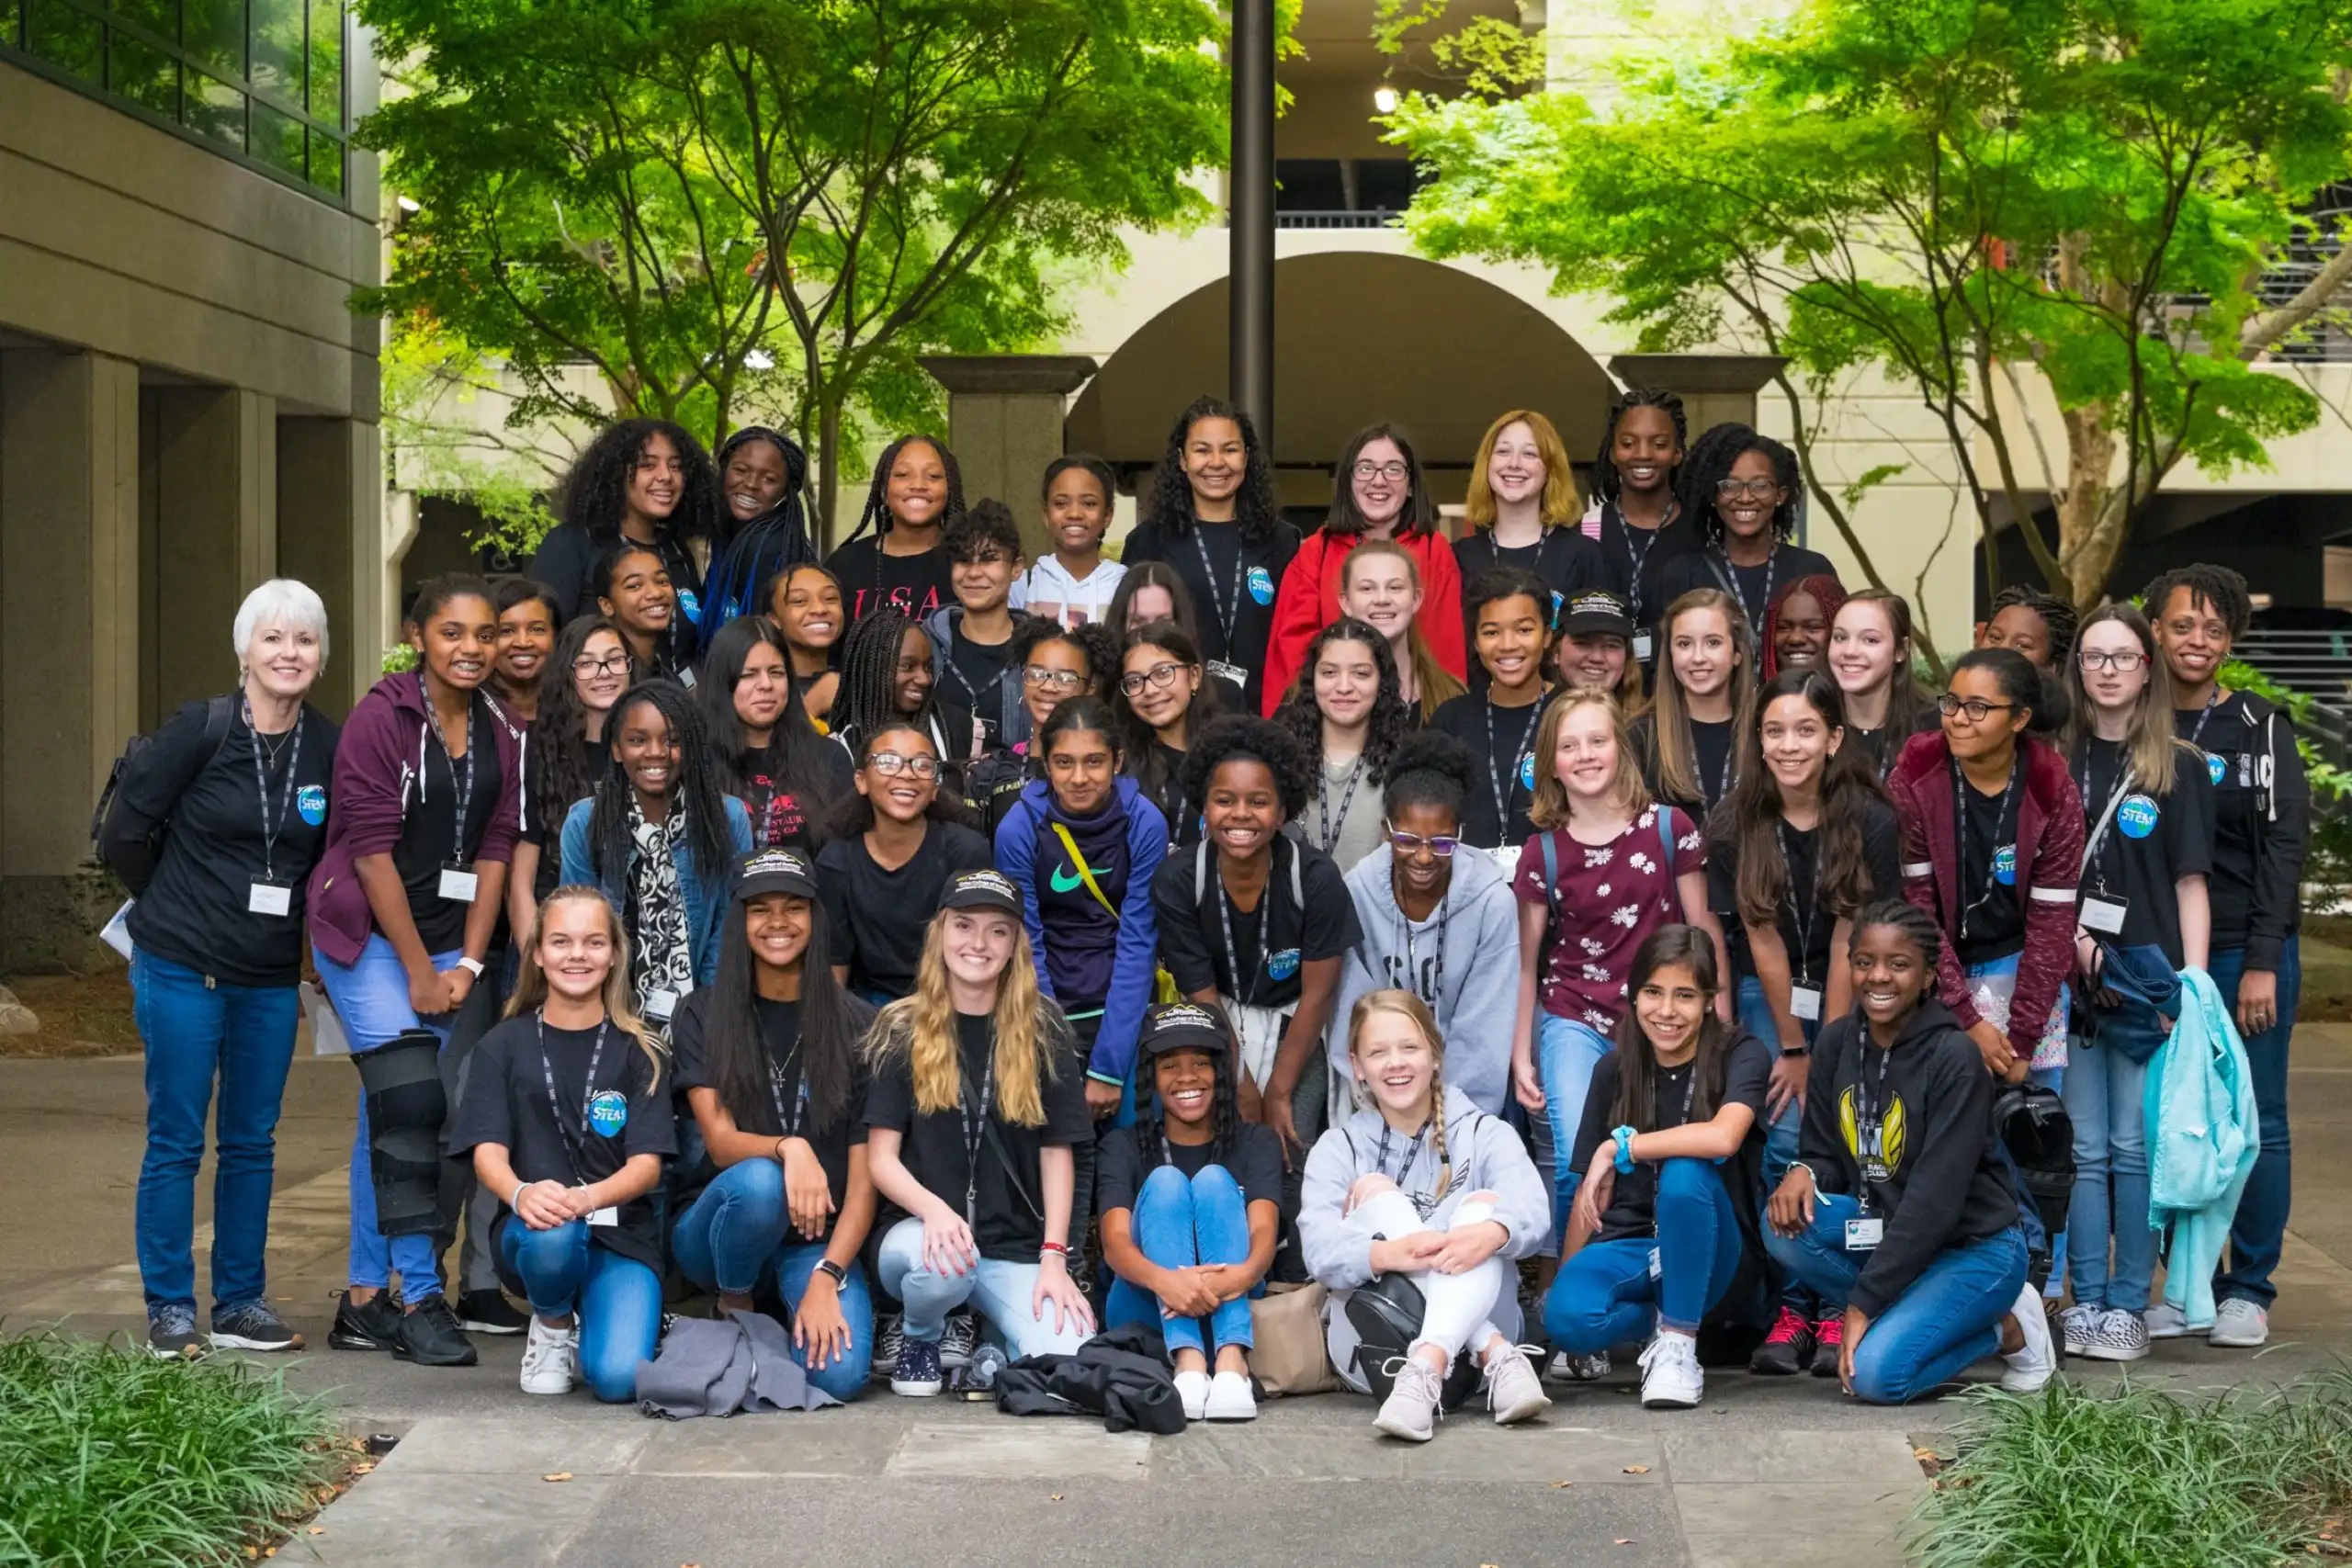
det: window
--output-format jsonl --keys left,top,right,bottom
{"left": 5, "top": 0, "right": 348, "bottom": 202}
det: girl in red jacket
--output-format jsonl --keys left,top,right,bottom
{"left": 1261, "top": 425, "right": 1465, "bottom": 714}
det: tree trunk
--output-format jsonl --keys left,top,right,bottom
{"left": 2057, "top": 402, "right": 2120, "bottom": 611}
{"left": 816, "top": 396, "right": 844, "bottom": 550}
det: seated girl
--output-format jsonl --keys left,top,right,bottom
{"left": 1097, "top": 1002, "right": 1283, "bottom": 1421}
{"left": 1545, "top": 927, "right": 1773, "bottom": 1410}
{"left": 1763, "top": 901, "right": 2055, "bottom": 1404}
{"left": 669, "top": 848, "right": 879, "bottom": 1401}
{"left": 448, "top": 887, "right": 674, "bottom": 1401}
{"left": 1299, "top": 990, "right": 1554, "bottom": 1442}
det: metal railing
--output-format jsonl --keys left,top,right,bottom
{"left": 2232, "top": 630, "right": 2352, "bottom": 778}
{"left": 1273, "top": 210, "right": 1401, "bottom": 230}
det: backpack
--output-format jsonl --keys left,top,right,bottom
{"left": 1535, "top": 806, "right": 1679, "bottom": 969}
{"left": 90, "top": 695, "right": 237, "bottom": 880}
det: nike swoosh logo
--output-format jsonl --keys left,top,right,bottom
{"left": 1049, "top": 862, "right": 1111, "bottom": 893}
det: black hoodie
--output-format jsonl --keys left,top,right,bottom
{"left": 1798, "top": 999, "right": 2018, "bottom": 1318}
{"left": 2174, "top": 691, "right": 2307, "bottom": 971}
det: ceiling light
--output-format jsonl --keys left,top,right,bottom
{"left": 1373, "top": 86, "right": 1399, "bottom": 113}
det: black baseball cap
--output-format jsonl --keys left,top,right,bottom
{"left": 938, "top": 867, "right": 1023, "bottom": 918}
{"left": 1138, "top": 1001, "right": 1229, "bottom": 1058}
{"left": 1559, "top": 590, "right": 1634, "bottom": 638}
{"left": 733, "top": 847, "right": 818, "bottom": 902}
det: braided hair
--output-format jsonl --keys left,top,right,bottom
{"left": 1678, "top": 423, "right": 1802, "bottom": 547}
{"left": 2141, "top": 563, "right": 2252, "bottom": 641}
{"left": 560, "top": 417, "right": 723, "bottom": 549}
{"left": 533, "top": 615, "right": 632, "bottom": 830}
{"left": 833, "top": 606, "right": 941, "bottom": 752}
{"left": 585, "top": 677, "right": 741, "bottom": 888}
{"left": 1985, "top": 582, "right": 2081, "bottom": 668}
{"left": 1132, "top": 1002, "right": 1246, "bottom": 1171}
{"left": 1591, "top": 387, "right": 1690, "bottom": 509}
{"left": 1141, "top": 395, "right": 1283, "bottom": 545}
{"left": 1345, "top": 989, "right": 1455, "bottom": 1204}
{"left": 842, "top": 434, "right": 967, "bottom": 613}
{"left": 1850, "top": 897, "right": 1945, "bottom": 976}
{"left": 1272, "top": 617, "right": 1412, "bottom": 784}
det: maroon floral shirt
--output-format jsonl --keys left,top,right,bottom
{"left": 1511, "top": 804, "right": 1706, "bottom": 1030}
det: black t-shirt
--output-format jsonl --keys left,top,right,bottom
{"left": 1657, "top": 544, "right": 1840, "bottom": 642}
{"left": 1451, "top": 529, "right": 1600, "bottom": 645}
{"left": 1570, "top": 1032, "right": 1772, "bottom": 1243}
{"left": 940, "top": 629, "right": 1018, "bottom": 752}
{"left": 1094, "top": 1119, "right": 1285, "bottom": 1217}
{"left": 2075, "top": 739, "right": 2214, "bottom": 966}
{"left": 120, "top": 702, "right": 340, "bottom": 987}
{"left": 863, "top": 1010, "right": 1093, "bottom": 1260}
{"left": 1430, "top": 692, "right": 1544, "bottom": 849}
{"left": 815, "top": 821, "right": 994, "bottom": 998}
{"left": 1709, "top": 800, "right": 1903, "bottom": 983}
{"left": 1595, "top": 504, "right": 1701, "bottom": 633}
{"left": 740, "top": 738, "right": 855, "bottom": 854}
{"left": 519, "top": 736, "right": 608, "bottom": 902}
{"left": 1690, "top": 718, "right": 1737, "bottom": 819}
{"left": 825, "top": 538, "right": 956, "bottom": 626}
{"left": 1953, "top": 767, "right": 2024, "bottom": 966}
{"left": 394, "top": 696, "right": 503, "bottom": 953}
{"left": 1118, "top": 516, "right": 1301, "bottom": 714}
{"left": 446, "top": 1013, "right": 678, "bottom": 1271}
{"left": 1151, "top": 837, "right": 1363, "bottom": 1012}
{"left": 667, "top": 989, "right": 870, "bottom": 1239}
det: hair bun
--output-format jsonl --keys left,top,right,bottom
{"left": 1385, "top": 730, "right": 1477, "bottom": 792}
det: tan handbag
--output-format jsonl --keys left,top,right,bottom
{"left": 1249, "top": 1281, "right": 1340, "bottom": 1396}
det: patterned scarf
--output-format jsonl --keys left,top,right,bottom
{"left": 628, "top": 794, "right": 695, "bottom": 1034}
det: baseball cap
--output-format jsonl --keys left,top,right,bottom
{"left": 1137, "top": 1000, "right": 1230, "bottom": 1058}
{"left": 938, "top": 867, "right": 1023, "bottom": 918}
{"left": 1559, "top": 590, "right": 1634, "bottom": 639}
{"left": 733, "top": 847, "right": 818, "bottom": 902}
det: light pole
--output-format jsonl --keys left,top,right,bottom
{"left": 1230, "top": 0, "right": 1275, "bottom": 452}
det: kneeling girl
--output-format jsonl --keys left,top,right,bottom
{"left": 450, "top": 887, "right": 675, "bottom": 1402}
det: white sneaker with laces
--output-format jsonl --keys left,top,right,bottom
{"left": 2210, "top": 1298, "right": 2269, "bottom": 1348}
{"left": 1204, "top": 1370, "right": 1258, "bottom": 1421}
{"left": 1373, "top": 1356, "right": 1445, "bottom": 1442}
{"left": 2143, "top": 1301, "right": 2188, "bottom": 1339}
{"left": 1173, "top": 1369, "right": 1210, "bottom": 1421}
{"left": 1637, "top": 1333, "right": 1702, "bottom": 1410}
{"left": 1482, "top": 1343, "right": 1551, "bottom": 1426}
{"left": 519, "top": 1315, "right": 578, "bottom": 1396}
{"left": 2080, "top": 1307, "right": 2151, "bottom": 1362}
{"left": 1999, "top": 1286, "right": 2056, "bottom": 1392}
{"left": 2057, "top": 1302, "right": 2099, "bottom": 1358}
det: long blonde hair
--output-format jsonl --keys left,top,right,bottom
{"left": 1344, "top": 538, "right": 1465, "bottom": 723}
{"left": 1464, "top": 410, "right": 1582, "bottom": 530}
{"left": 1651, "top": 589, "right": 1757, "bottom": 811}
{"left": 503, "top": 885, "right": 665, "bottom": 1091}
{"left": 2064, "top": 603, "right": 2192, "bottom": 799}
{"left": 1529, "top": 686, "right": 1651, "bottom": 830}
{"left": 1347, "top": 988, "right": 1454, "bottom": 1202}
{"left": 866, "top": 910, "right": 1060, "bottom": 1126}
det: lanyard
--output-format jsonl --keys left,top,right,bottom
{"left": 1952, "top": 756, "right": 2022, "bottom": 943}
{"left": 1851, "top": 1040, "right": 1894, "bottom": 1205}
{"left": 2076, "top": 746, "right": 2134, "bottom": 893}
{"left": 1398, "top": 886, "right": 1450, "bottom": 1010}
{"left": 1317, "top": 756, "right": 1366, "bottom": 853}
{"left": 957, "top": 1052, "right": 996, "bottom": 1225}
{"left": 1373, "top": 1117, "right": 1430, "bottom": 1191}
{"left": 1213, "top": 852, "right": 1273, "bottom": 1006}
{"left": 1715, "top": 545, "right": 1775, "bottom": 634}
{"left": 936, "top": 638, "right": 1012, "bottom": 717}
{"left": 1776, "top": 820, "right": 1819, "bottom": 986}
{"left": 1657, "top": 1060, "right": 1700, "bottom": 1128}
{"left": 537, "top": 1011, "right": 612, "bottom": 1183}
{"left": 418, "top": 675, "right": 478, "bottom": 862}
{"left": 766, "top": 1040, "right": 809, "bottom": 1138}
{"left": 244, "top": 701, "right": 305, "bottom": 885}
{"left": 1189, "top": 528, "right": 1246, "bottom": 655}
{"left": 1483, "top": 699, "right": 1541, "bottom": 839}
{"left": 1612, "top": 500, "right": 1677, "bottom": 625}
{"left": 2187, "top": 689, "right": 2223, "bottom": 750}
{"left": 1694, "top": 722, "right": 1735, "bottom": 815}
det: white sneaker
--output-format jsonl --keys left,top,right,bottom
{"left": 1999, "top": 1287, "right": 2056, "bottom": 1393}
{"left": 2058, "top": 1303, "right": 2100, "bottom": 1358}
{"left": 519, "top": 1315, "right": 577, "bottom": 1396}
{"left": 2143, "top": 1301, "right": 2189, "bottom": 1339}
{"left": 1204, "top": 1370, "right": 1258, "bottom": 1421}
{"left": 1482, "top": 1343, "right": 1551, "bottom": 1425}
{"left": 1373, "top": 1357, "right": 1444, "bottom": 1442}
{"left": 2079, "top": 1307, "right": 2151, "bottom": 1362}
{"left": 1636, "top": 1332, "right": 1702, "bottom": 1410}
{"left": 2210, "top": 1298, "right": 2270, "bottom": 1348}
{"left": 1173, "top": 1368, "right": 1210, "bottom": 1421}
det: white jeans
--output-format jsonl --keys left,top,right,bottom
{"left": 1324, "top": 1187, "right": 1512, "bottom": 1393}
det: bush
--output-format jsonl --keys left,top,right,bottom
{"left": 0, "top": 1332, "right": 340, "bottom": 1568}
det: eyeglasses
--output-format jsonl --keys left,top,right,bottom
{"left": 865, "top": 750, "right": 942, "bottom": 781}
{"left": 1023, "top": 665, "right": 1086, "bottom": 691}
{"left": 1714, "top": 478, "right": 1782, "bottom": 500}
{"left": 1385, "top": 822, "right": 1461, "bottom": 857}
{"left": 2077, "top": 649, "right": 2147, "bottom": 673}
{"left": 1120, "top": 660, "right": 1190, "bottom": 696}
{"left": 1352, "top": 460, "right": 1410, "bottom": 482}
{"left": 1936, "top": 694, "right": 2021, "bottom": 722}
{"left": 572, "top": 651, "right": 633, "bottom": 676}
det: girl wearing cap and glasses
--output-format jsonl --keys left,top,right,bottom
{"left": 864, "top": 869, "right": 1097, "bottom": 1393}
{"left": 1097, "top": 1001, "right": 1284, "bottom": 1420}
{"left": 668, "top": 849, "right": 881, "bottom": 1400}
{"left": 1554, "top": 589, "right": 1647, "bottom": 715}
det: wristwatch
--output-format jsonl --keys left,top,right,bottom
{"left": 456, "top": 955, "right": 486, "bottom": 978}
{"left": 1780, "top": 1043, "right": 1810, "bottom": 1059}
{"left": 812, "top": 1258, "right": 847, "bottom": 1287}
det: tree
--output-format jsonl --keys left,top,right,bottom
{"left": 1387, "top": 0, "right": 2352, "bottom": 613}
{"left": 356, "top": 0, "right": 1227, "bottom": 537}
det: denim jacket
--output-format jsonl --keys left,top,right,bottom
{"left": 558, "top": 795, "right": 753, "bottom": 987}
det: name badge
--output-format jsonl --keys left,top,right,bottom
{"left": 1206, "top": 659, "right": 1248, "bottom": 689}
{"left": 1487, "top": 844, "right": 1522, "bottom": 876}
{"left": 1647, "top": 1247, "right": 1662, "bottom": 1280}
{"left": 1789, "top": 985, "right": 1823, "bottom": 1022}
{"left": 248, "top": 882, "right": 292, "bottom": 918}
{"left": 643, "top": 987, "right": 679, "bottom": 1021}
{"left": 970, "top": 716, "right": 988, "bottom": 762}
{"left": 1632, "top": 631, "right": 1655, "bottom": 664}
{"left": 585, "top": 1206, "right": 619, "bottom": 1228}
{"left": 438, "top": 863, "right": 480, "bottom": 903}
{"left": 1844, "top": 1216, "right": 1883, "bottom": 1251}
{"left": 2081, "top": 896, "right": 2129, "bottom": 935}
{"left": 677, "top": 667, "right": 697, "bottom": 690}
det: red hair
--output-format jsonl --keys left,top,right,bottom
{"left": 1761, "top": 574, "right": 1848, "bottom": 682}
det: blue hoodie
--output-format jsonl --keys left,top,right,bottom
{"left": 995, "top": 774, "right": 1168, "bottom": 1089}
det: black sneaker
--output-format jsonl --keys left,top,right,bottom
{"left": 890, "top": 1336, "right": 944, "bottom": 1396}
{"left": 147, "top": 1303, "right": 207, "bottom": 1360}
{"left": 392, "top": 1296, "right": 479, "bottom": 1368}
{"left": 1748, "top": 1306, "right": 1817, "bottom": 1376}
{"left": 939, "top": 1313, "right": 978, "bottom": 1370}
{"left": 329, "top": 1290, "right": 404, "bottom": 1352}
{"left": 872, "top": 1314, "right": 904, "bottom": 1381}
{"left": 210, "top": 1300, "right": 302, "bottom": 1352}
{"left": 456, "top": 1289, "right": 530, "bottom": 1336}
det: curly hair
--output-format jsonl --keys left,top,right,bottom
{"left": 1464, "top": 565, "right": 1557, "bottom": 675}
{"left": 2141, "top": 562, "right": 2251, "bottom": 641}
{"left": 1179, "top": 714, "right": 1313, "bottom": 823}
{"left": 1272, "top": 617, "right": 1412, "bottom": 784}
{"left": 1678, "top": 422, "right": 1801, "bottom": 547}
{"left": 833, "top": 606, "right": 941, "bottom": 752}
{"left": 1132, "top": 1002, "right": 1246, "bottom": 1173}
{"left": 1325, "top": 423, "right": 1440, "bottom": 539}
{"left": 560, "top": 417, "right": 724, "bottom": 549}
{"left": 1007, "top": 616, "right": 1118, "bottom": 702}
{"left": 533, "top": 615, "right": 634, "bottom": 830}
{"left": 1382, "top": 730, "right": 1477, "bottom": 823}
{"left": 584, "top": 677, "right": 740, "bottom": 889}
{"left": 944, "top": 497, "right": 1023, "bottom": 565}
{"left": 1716, "top": 669, "right": 1893, "bottom": 931}
{"left": 1140, "top": 395, "right": 1283, "bottom": 545}
{"left": 1106, "top": 559, "right": 1202, "bottom": 643}
{"left": 1591, "top": 387, "right": 1690, "bottom": 510}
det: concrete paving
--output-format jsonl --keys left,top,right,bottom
{"left": 13, "top": 1019, "right": 2352, "bottom": 1566}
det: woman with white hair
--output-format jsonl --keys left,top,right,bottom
{"left": 97, "top": 579, "right": 340, "bottom": 1360}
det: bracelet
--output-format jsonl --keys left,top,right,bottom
{"left": 813, "top": 1258, "right": 847, "bottom": 1287}
{"left": 775, "top": 1136, "right": 789, "bottom": 1165}
{"left": 1612, "top": 1125, "right": 1638, "bottom": 1176}
{"left": 509, "top": 1180, "right": 528, "bottom": 1210}
{"left": 1039, "top": 1242, "right": 1070, "bottom": 1260}
{"left": 1787, "top": 1160, "right": 1819, "bottom": 1190}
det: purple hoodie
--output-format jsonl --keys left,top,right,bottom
{"left": 306, "top": 673, "right": 525, "bottom": 967}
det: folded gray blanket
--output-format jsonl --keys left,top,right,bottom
{"left": 635, "top": 1308, "right": 842, "bottom": 1418}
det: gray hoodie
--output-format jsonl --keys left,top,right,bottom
{"left": 1333, "top": 845, "right": 1522, "bottom": 1116}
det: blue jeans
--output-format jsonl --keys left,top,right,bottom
{"left": 1536, "top": 1013, "right": 1614, "bottom": 1237}
{"left": 2211, "top": 940, "right": 2299, "bottom": 1308}
{"left": 317, "top": 935, "right": 458, "bottom": 1298}
{"left": 130, "top": 952, "right": 301, "bottom": 1314}
{"left": 2063, "top": 1032, "right": 2154, "bottom": 1311}
{"left": 1764, "top": 1192, "right": 2027, "bottom": 1405}
{"left": 1736, "top": 975, "right": 1819, "bottom": 1315}
{"left": 1104, "top": 1165, "right": 1257, "bottom": 1358}
{"left": 1545, "top": 1157, "right": 1745, "bottom": 1348}
{"left": 874, "top": 1216, "right": 1091, "bottom": 1359}
{"left": 498, "top": 1219, "right": 663, "bottom": 1404}
{"left": 670, "top": 1160, "right": 874, "bottom": 1401}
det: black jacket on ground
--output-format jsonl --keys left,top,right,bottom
{"left": 993, "top": 1324, "right": 1184, "bottom": 1434}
